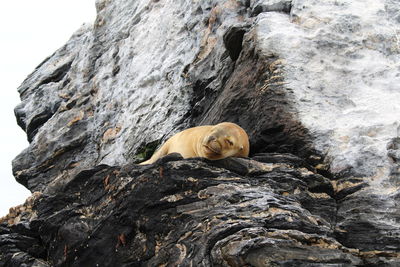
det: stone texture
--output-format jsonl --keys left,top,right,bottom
{"left": 2, "top": 155, "right": 400, "bottom": 266}
{"left": 258, "top": 1, "right": 400, "bottom": 180}
{"left": 0, "top": 156, "right": 363, "bottom": 266}
{"left": 2, "top": 0, "right": 400, "bottom": 266}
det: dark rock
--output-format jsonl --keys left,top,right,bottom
{"left": 3, "top": 155, "right": 400, "bottom": 265}
{"left": 250, "top": 0, "right": 293, "bottom": 17}
{"left": 0, "top": 157, "right": 359, "bottom": 266}
{"left": 223, "top": 26, "right": 248, "bottom": 61}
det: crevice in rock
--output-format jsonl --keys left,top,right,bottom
{"left": 334, "top": 183, "right": 368, "bottom": 201}
{"left": 111, "top": 47, "right": 121, "bottom": 77}
{"left": 387, "top": 136, "right": 400, "bottom": 183}
{"left": 26, "top": 112, "right": 52, "bottom": 142}
{"left": 14, "top": 104, "right": 27, "bottom": 130}
{"left": 112, "top": 65, "right": 120, "bottom": 76}
{"left": 181, "top": 77, "right": 217, "bottom": 126}
{"left": 130, "top": 139, "right": 161, "bottom": 163}
{"left": 250, "top": 0, "right": 293, "bottom": 17}
{"left": 223, "top": 26, "right": 247, "bottom": 61}
{"left": 36, "top": 61, "right": 73, "bottom": 88}
{"left": 26, "top": 103, "right": 61, "bottom": 143}
{"left": 330, "top": 178, "right": 370, "bottom": 251}
{"left": 206, "top": 223, "right": 253, "bottom": 263}
{"left": 315, "top": 167, "right": 334, "bottom": 180}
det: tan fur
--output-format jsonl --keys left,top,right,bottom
{"left": 140, "top": 122, "right": 249, "bottom": 165}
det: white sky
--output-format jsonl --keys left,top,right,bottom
{"left": 0, "top": 1, "right": 96, "bottom": 216}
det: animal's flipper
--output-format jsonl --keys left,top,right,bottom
{"left": 139, "top": 143, "right": 169, "bottom": 165}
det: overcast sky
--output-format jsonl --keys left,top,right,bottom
{"left": 0, "top": 1, "right": 96, "bottom": 216}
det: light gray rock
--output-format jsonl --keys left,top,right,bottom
{"left": 256, "top": 0, "right": 400, "bottom": 180}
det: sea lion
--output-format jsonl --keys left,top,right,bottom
{"left": 139, "top": 122, "right": 249, "bottom": 165}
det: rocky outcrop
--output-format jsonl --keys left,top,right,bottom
{"left": 2, "top": 154, "right": 399, "bottom": 266}
{"left": 2, "top": 0, "right": 400, "bottom": 266}
{"left": 0, "top": 154, "right": 386, "bottom": 266}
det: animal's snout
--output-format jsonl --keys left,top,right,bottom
{"left": 208, "top": 142, "right": 222, "bottom": 154}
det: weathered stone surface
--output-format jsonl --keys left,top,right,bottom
{"left": 0, "top": 156, "right": 359, "bottom": 265}
{"left": 3, "top": 0, "right": 400, "bottom": 266}
{"left": 3, "top": 155, "right": 400, "bottom": 266}
{"left": 261, "top": 0, "right": 400, "bottom": 180}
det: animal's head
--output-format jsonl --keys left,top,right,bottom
{"left": 201, "top": 122, "right": 249, "bottom": 160}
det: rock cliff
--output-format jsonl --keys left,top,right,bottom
{"left": 1, "top": 0, "right": 400, "bottom": 266}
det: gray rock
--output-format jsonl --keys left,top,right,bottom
{"left": 3, "top": 0, "right": 400, "bottom": 266}
{"left": 258, "top": 0, "right": 400, "bottom": 180}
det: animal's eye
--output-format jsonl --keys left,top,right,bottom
{"left": 226, "top": 139, "right": 234, "bottom": 146}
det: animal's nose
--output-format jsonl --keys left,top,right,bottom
{"left": 209, "top": 141, "right": 222, "bottom": 154}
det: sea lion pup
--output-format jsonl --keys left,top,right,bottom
{"left": 139, "top": 122, "right": 249, "bottom": 165}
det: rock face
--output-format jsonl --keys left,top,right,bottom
{"left": 2, "top": 0, "right": 400, "bottom": 266}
